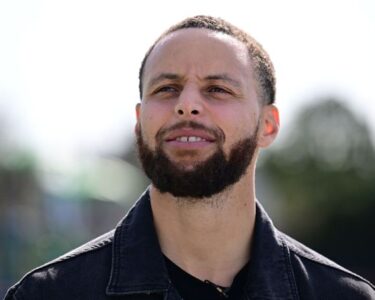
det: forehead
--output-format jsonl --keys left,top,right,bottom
{"left": 143, "top": 28, "right": 253, "bottom": 83}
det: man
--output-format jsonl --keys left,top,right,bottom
{"left": 4, "top": 15, "right": 374, "bottom": 300}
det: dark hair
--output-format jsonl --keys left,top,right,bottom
{"left": 138, "top": 15, "right": 276, "bottom": 105}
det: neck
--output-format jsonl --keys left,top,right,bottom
{"left": 150, "top": 170, "right": 256, "bottom": 287}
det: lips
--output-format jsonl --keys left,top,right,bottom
{"left": 164, "top": 129, "right": 216, "bottom": 143}
{"left": 175, "top": 136, "right": 207, "bottom": 142}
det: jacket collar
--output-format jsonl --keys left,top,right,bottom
{"left": 106, "top": 189, "right": 298, "bottom": 299}
{"left": 106, "top": 189, "right": 170, "bottom": 296}
{"left": 244, "top": 203, "right": 298, "bottom": 299}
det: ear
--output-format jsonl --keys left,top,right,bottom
{"left": 135, "top": 103, "right": 141, "bottom": 133}
{"left": 135, "top": 103, "right": 141, "bottom": 121}
{"left": 257, "top": 104, "right": 280, "bottom": 148}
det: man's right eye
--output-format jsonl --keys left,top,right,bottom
{"left": 154, "top": 86, "right": 178, "bottom": 94}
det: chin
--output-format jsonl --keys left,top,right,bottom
{"left": 172, "top": 161, "right": 201, "bottom": 172}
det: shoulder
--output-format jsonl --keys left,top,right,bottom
{"left": 4, "top": 230, "right": 114, "bottom": 300}
{"left": 279, "top": 231, "right": 375, "bottom": 299}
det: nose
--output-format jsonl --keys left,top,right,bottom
{"left": 174, "top": 86, "right": 203, "bottom": 117}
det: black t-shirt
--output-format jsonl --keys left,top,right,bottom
{"left": 164, "top": 255, "right": 249, "bottom": 300}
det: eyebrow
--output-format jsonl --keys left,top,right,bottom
{"left": 147, "top": 73, "right": 242, "bottom": 88}
{"left": 204, "top": 74, "right": 242, "bottom": 88}
{"left": 148, "top": 73, "right": 181, "bottom": 88}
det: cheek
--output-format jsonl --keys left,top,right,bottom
{"left": 139, "top": 102, "right": 171, "bottom": 146}
{"left": 211, "top": 105, "right": 257, "bottom": 150}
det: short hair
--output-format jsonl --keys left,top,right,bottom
{"left": 138, "top": 15, "right": 276, "bottom": 105}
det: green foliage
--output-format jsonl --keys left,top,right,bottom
{"left": 260, "top": 98, "right": 375, "bottom": 280}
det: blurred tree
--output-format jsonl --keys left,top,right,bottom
{"left": 0, "top": 127, "right": 45, "bottom": 295}
{"left": 0, "top": 115, "right": 146, "bottom": 296}
{"left": 259, "top": 98, "right": 375, "bottom": 282}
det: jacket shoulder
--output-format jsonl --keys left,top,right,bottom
{"left": 4, "top": 230, "right": 114, "bottom": 300}
{"left": 279, "top": 231, "right": 375, "bottom": 299}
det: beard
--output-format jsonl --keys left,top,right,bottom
{"left": 136, "top": 121, "right": 258, "bottom": 199}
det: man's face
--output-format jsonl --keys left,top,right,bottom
{"left": 136, "top": 29, "right": 276, "bottom": 198}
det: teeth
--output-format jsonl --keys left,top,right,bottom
{"left": 176, "top": 136, "right": 207, "bottom": 142}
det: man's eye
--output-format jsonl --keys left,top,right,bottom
{"left": 208, "top": 86, "right": 228, "bottom": 93}
{"left": 155, "top": 86, "right": 178, "bottom": 94}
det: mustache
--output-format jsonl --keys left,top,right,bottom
{"left": 155, "top": 121, "right": 225, "bottom": 143}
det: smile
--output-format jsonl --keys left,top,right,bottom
{"left": 175, "top": 136, "right": 208, "bottom": 142}
{"left": 164, "top": 128, "right": 217, "bottom": 144}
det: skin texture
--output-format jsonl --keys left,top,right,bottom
{"left": 135, "top": 28, "right": 279, "bottom": 287}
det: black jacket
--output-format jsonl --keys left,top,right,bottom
{"left": 4, "top": 190, "right": 375, "bottom": 299}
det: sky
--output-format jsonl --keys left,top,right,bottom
{"left": 0, "top": 0, "right": 374, "bottom": 166}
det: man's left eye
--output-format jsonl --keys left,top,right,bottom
{"left": 208, "top": 86, "right": 228, "bottom": 93}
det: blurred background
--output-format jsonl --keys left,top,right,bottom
{"left": 1, "top": 0, "right": 374, "bottom": 296}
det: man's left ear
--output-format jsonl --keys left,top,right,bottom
{"left": 257, "top": 105, "right": 280, "bottom": 148}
